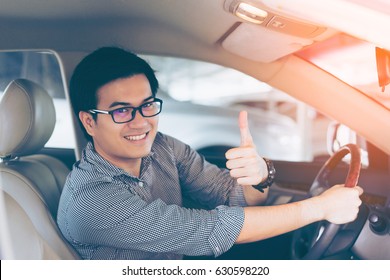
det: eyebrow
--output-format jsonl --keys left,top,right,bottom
{"left": 108, "top": 95, "right": 154, "bottom": 108}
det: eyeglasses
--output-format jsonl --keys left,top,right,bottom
{"left": 88, "top": 98, "right": 163, "bottom": 124}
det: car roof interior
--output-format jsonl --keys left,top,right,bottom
{"left": 1, "top": 0, "right": 390, "bottom": 155}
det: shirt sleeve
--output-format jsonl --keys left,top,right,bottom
{"left": 163, "top": 134, "right": 248, "bottom": 209}
{"left": 64, "top": 181, "right": 245, "bottom": 257}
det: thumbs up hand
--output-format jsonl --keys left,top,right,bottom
{"left": 225, "top": 111, "right": 268, "bottom": 186}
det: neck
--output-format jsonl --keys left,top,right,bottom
{"left": 91, "top": 142, "right": 143, "bottom": 178}
{"left": 125, "top": 162, "right": 141, "bottom": 178}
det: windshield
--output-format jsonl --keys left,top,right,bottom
{"left": 297, "top": 33, "right": 390, "bottom": 110}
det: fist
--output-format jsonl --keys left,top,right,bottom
{"left": 318, "top": 184, "right": 363, "bottom": 224}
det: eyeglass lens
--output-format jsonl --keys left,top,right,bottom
{"left": 112, "top": 100, "right": 161, "bottom": 123}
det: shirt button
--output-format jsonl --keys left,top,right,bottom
{"left": 138, "top": 181, "right": 144, "bottom": 187}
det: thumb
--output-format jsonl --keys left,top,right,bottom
{"left": 239, "top": 111, "right": 254, "bottom": 147}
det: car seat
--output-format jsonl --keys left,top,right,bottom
{"left": 0, "top": 79, "right": 80, "bottom": 259}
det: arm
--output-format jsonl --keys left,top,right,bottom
{"left": 64, "top": 179, "right": 244, "bottom": 257}
{"left": 236, "top": 184, "right": 363, "bottom": 243}
{"left": 242, "top": 184, "right": 269, "bottom": 205}
{"left": 225, "top": 111, "right": 363, "bottom": 243}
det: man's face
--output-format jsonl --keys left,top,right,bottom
{"left": 81, "top": 74, "right": 159, "bottom": 172}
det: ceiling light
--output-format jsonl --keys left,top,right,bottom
{"left": 235, "top": 2, "right": 268, "bottom": 24}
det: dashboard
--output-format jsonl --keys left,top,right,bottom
{"left": 352, "top": 205, "right": 390, "bottom": 259}
{"left": 361, "top": 192, "right": 388, "bottom": 207}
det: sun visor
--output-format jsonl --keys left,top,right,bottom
{"left": 222, "top": 23, "right": 314, "bottom": 63}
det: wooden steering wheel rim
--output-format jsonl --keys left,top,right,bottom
{"left": 303, "top": 144, "right": 361, "bottom": 259}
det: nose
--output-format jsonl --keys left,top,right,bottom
{"left": 128, "top": 108, "right": 147, "bottom": 126}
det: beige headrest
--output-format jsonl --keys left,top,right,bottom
{"left": 0, "top": 79, "right": 56, "bottom": 158}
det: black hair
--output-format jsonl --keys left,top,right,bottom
{"left": 69, "top": 46, "right": 159, "bottom": 141}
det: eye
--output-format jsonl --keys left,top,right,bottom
{"left": 113, "top": 107, "right": 132, "bottom": 117}
{"left": 142, "top": 102, "right": 155, "bottom": 110}
{"left": 116, "top": 107, "right": 130, "bottom": 113}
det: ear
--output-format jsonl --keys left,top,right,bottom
{"left": 79, "top": 111, "right": 96, "bottom": 137}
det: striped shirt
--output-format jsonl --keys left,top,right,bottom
{"left": 57, "top": 132, "right": 246, "bottom": 260}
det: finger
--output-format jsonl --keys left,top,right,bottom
{"left": 237, "top": 176, "right": 261, "bottom": 186}
{"left": 226, "top": 156, "right": 259, "bottom": 170}
{"left": 229, "top": 165, "right": 261, "bottom": 180}
{"left": 239, "top": 111, "right": 254, "bottom": 147}
{"left": 225, "top": 146, "right": 256, "bottom": 159}
{"left": 355, "top": 186, "right": 364, "bottom": 196}
{"left": 230, "top": 167, "right": 264, "bottom": 186}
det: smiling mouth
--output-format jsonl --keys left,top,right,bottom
{"left": 124, "top": 132, "right": 147, "bottom": 141}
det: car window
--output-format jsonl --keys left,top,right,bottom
{"left": 0, "top": 50, "right": 332, "bottom": 160}
{"left": 142, "top": 55, "right": 331, "bottom": 162}
{"left": 0, "top": 50, "right": 75, "bottom": 149}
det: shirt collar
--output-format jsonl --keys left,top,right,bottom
{"left": 83, "top": 141, "right": 156, "bottom": 180}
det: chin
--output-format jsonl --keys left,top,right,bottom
{"left": 128, "top": 148, "right": 152, "bottom": 159}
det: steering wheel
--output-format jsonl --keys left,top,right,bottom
{"left": 291, "top": 144, "right": 361, "bottom": 260}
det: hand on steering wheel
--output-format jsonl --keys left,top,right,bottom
{"left": 292, "top": 144, "right": 362, "bottom": 260}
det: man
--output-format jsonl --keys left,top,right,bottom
{"left": 57, "top": 47, "right": 363, "bottom": 260}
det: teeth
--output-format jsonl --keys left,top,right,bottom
{"left": 125, "top": 133, "right": 147, "bottom": 141}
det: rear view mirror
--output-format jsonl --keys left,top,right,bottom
{"left": 327, "top": 121, "right": 368, "bottom": 166}
{"left": 375, "top": 47, "right": 390, "bottom": 92}
{"left": 327, "top": 122, "right": 351, "bottom": 154}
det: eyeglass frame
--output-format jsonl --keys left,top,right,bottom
{"left": 88, "top": 98, "right": 163, "bottom": 124}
